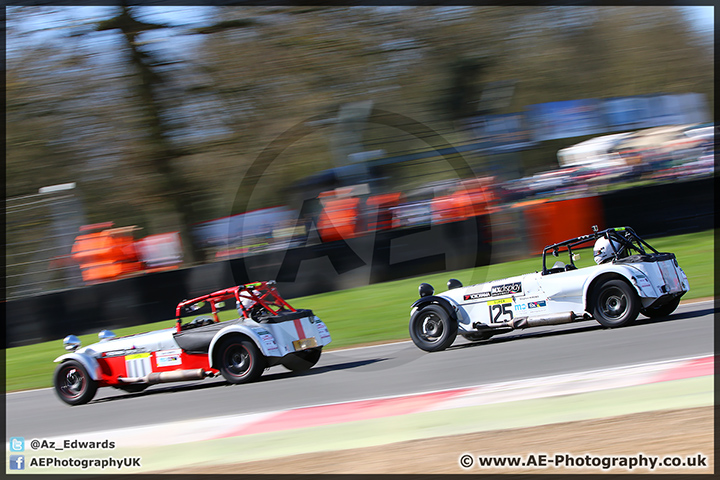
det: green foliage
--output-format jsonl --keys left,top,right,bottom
{"left": 5, "top": 229, "right": 712, "bottom": 393}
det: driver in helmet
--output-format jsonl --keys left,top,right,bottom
{"left": 236, "top": 287, "right": 263, "bottom": 317}
{"left": 593, "top": 237, "right": 621, "bottom": 264}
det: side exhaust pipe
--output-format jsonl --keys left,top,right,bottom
{"left": 118, "top": 368, "right": 206, "bottom": 385}
{"left": 510, "top": 312, "right": 575, "bottom": 330}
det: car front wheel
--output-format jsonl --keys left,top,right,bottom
{"left": 591, "top": 279, "right": 639, "bottom": 328}
{"left": 216, "top": 337, "right": 266, "bottom": 384}
{"left": 409, "top": 304, "right": 458, "bottom": 352}
{"left": 54, "top": 360, "right": 98, "bottom": 406}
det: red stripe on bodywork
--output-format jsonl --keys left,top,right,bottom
{"left": 214, "top": 388, "right": 473, "bottom": 438}
{"left": 293, "top": 318, "right": 306, "bottom": 339}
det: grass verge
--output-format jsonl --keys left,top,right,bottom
{"left": 6, "top": 229, "right": 713, "bottom": 393}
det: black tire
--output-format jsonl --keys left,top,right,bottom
{"left": 216, "top": 337, "right": 266, "bottom": 384}
{"left": 53, "top": 360, "right": 98, "bottom": 406}
{"left": 591, "top": 279, "right": 640, "bottom": 328}
{"left": 641, "top": 296, "right": 682, "bottom": 319}
{"left": 281, "top": 347, "right": 322, "bottom": 372}
{"left": 409, "top": 304, "right": 458, "bottom": 352}
{"left": 114, "top": 384, "right": 149, "bottom": 394}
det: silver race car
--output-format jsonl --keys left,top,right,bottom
{"left": 409, "top": 226, "right": 689, "bottom": 352}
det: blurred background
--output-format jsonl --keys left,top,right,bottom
{"left": 5, "top": 5, "right": 714, "bottom": 341}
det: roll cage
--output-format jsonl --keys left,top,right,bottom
{"left": 541, "top": 226, "right": 659, "bottom": 275}
{"left": 174, "top": 281, "right": 296, "bottom": 332}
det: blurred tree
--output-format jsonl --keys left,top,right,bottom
{"left": 6, "top": 5, "right": 714, "bottom": 266}
{"left": 445, "top": 56, "right": 493, "bottom": 119}
{"left": 94, "top": 4, "right": 208, "bottom": 263}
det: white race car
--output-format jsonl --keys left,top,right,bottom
{"left": 409, "top": 226, "right": 689, "bottom": 352}
{"left": 53, "top": 281, "right": 331, "bottom": 405}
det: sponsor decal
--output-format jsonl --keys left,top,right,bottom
{"left": 515, "top": 300, "right": 547, "bottom": 311}
{"left": 156, "top": 348, "right": 182, "bottom": 356}
{"left": 156, "top": 349, "right": 182, "bottom": 367}
{"left": 124, "top": 352, "right": 151, "bottom": 361}
{"left": 316, "top": 321, "right": 331, "bottom": 339}
{"left": 528, "top": 300, "right": 547, "bottom": 309}
{"left": 259, "top": 333, "right": 279, "bottom": 351}
{"left": 487, "top": 298, "right": 513, "bottom": 306}
{"left": 491, "top": 282, "right": 522, "bottom": 296}
{"left": 156, "top": 356, "right": 181, "bottom": 368}
{"left": 103, "top": 348, "right": 147, "bottom": 358}
{"left": 463, "top": 291, "right": 491, "bottom": 301}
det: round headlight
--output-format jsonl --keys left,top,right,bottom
{"left": 98, "top": 330, "right": 116, "bottom": 341}
{"left": 447, "top": 278, "right": 463, "bottom": 290}
{"left": 419, "top": 283, "right": 434, "bottom": 297}
{"left": 63, "top": 335, "right": 81, "bottom": 351}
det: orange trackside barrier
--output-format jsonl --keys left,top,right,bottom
{"left": 317, "top": 197, "right": 361, "bottom": 243}
{"left": 460, "top": 177, "right": 495, "bottom": 217}
{"left": 79, "top": 262, "right": 125, "bottom": 282}
{"left": 71, "top": 225, "right": 143, "bottom": 283}
{"left": 454, "top": 190, "right": 475, "bottom": 220}
{"left": 432, "top": 190, "right": 475, "bottom": 224}
{"left": 521, "top": 196, "right": 605, "bottom": 255}
{"left": 366, "top": 192, "right": 404, "bottom": 231}
{"left": 431, "top": 194, "right": 454, "bottom": 224}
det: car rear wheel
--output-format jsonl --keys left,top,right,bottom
{"left": 641, "top": 296, "right": 682, "bottom": 319}
{"left": 591, "top": 279, "right": 639, "bottom": 328}
{"left": 216, "top": 337, "right": 266, "bottom": 384}
{"left": 281, "top": 347, "right": 322, "bottom": 372}
{"left": 409, "top": 304, "right": 458, "bottom": 352}
{"left": 54, "top": 360, "right": 98, "bottom": 406}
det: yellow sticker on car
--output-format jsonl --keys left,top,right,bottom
{"left": 125, "top": 353, "right": 151, "bottom": 377}
{"left": 125, "top": 353, "right": 150, "bottom": 361}
{"left": 487, "top": 298, "right": 512, "bottom": 305}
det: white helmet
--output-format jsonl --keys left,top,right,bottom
{"left": 593, "top": 237, "right": 618, "bottom": 264}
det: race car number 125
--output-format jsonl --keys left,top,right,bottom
{"left": 488, "top": 298, "right": 514, "bottom": 323}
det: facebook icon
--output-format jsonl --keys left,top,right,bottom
{"left": 10, "top": 455, "right": 25, "bottom": 470}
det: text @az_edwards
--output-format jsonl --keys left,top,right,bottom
{"left": 28, "top": 438, "right": 115, "bottom": 451}
{"left": 459, "top": 453, "right": 709, "bottom": 471}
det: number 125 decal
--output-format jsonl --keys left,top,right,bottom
{"left": 488, "top": 298, "right": 514, "bottom": 323}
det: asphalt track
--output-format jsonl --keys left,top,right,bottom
{"left": 6, "top": 300, "right": 714, "bottom": 441}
